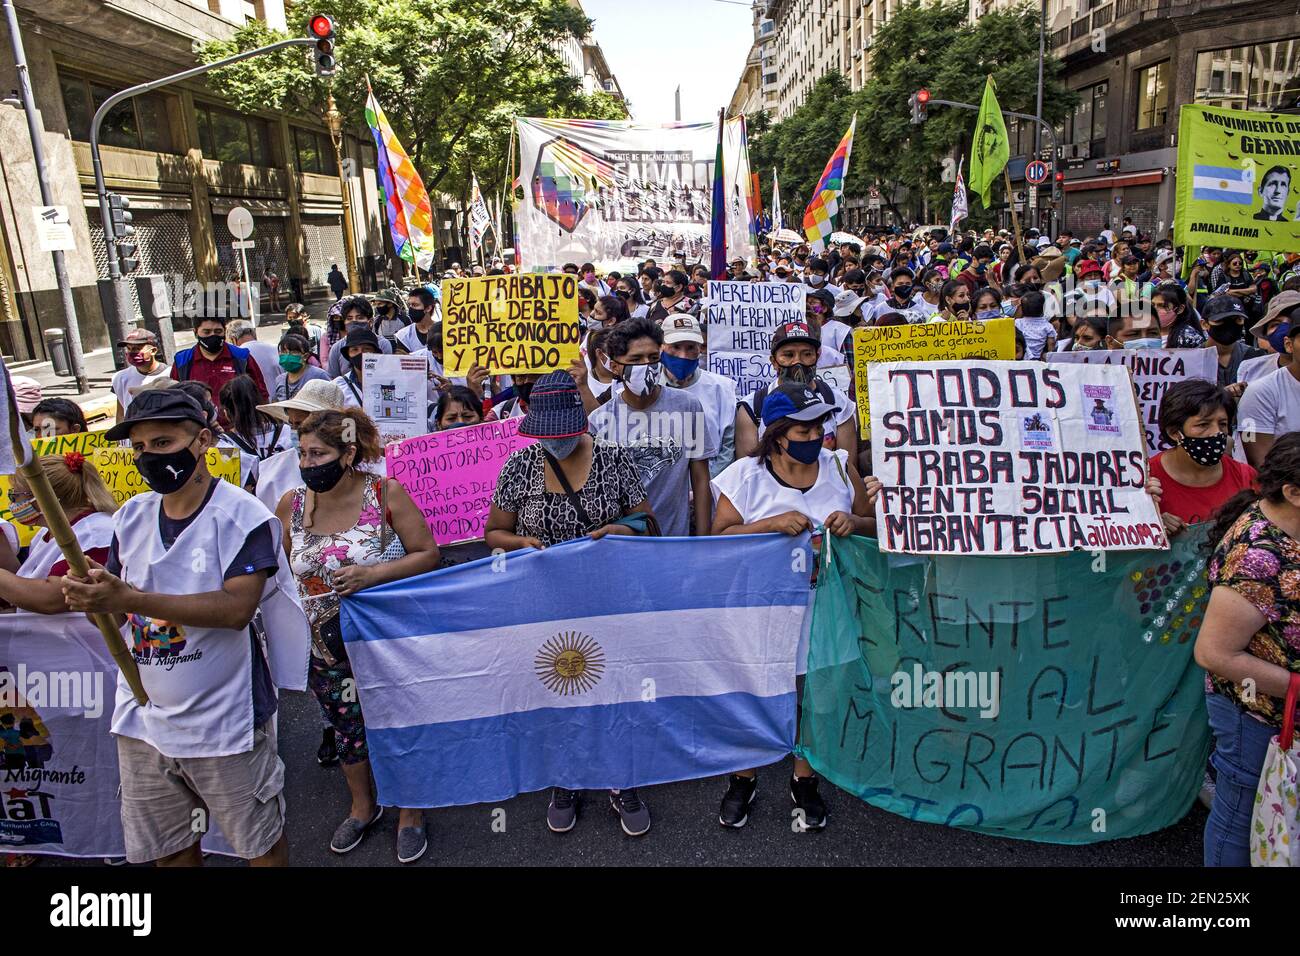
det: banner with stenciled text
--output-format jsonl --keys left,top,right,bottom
{"left": 1048, "top": 348, "right": 1217, "bottom": 455}
{"left": 869, "top": 360, "right": 1167, "bottom": 555}
{"left": 517, "top": 117, "right": 729, "bottom": 270}
{"left": 800, "top": 530, "right": 1212, "bottom": 844}
{"left": 386, "top": 418, "right": 535, "bottom": 545}
{"left": 1175, "top": 103, "right": 1300, "bottom": 254}
{"left": 852, "top": 319, "right": 1016, "bottom": 439}
{"left": 442, "top": 274, "right": 580, "bottom": 376}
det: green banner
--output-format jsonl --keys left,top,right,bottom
{"left": 799, "top": 530, "right": 1212, "bottom": 844}
{"left": 1175, "top": 104, "right": 1300, "bottom": 254}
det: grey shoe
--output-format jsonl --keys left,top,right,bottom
{"left": 547, "top": 787, "right": 578, "bottom": 833}
{"left": 396, "top": 825, "right": 427, "bottom": 864}
{"left": 610, "top": 788, "right": 651, "bottom": 836}
{"left": 329, "top": 805, "right": 383, "bottom": 854}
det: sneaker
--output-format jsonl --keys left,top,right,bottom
{"left": 791, "top": 775, "right": 827, "bottom": 830}
{"left": 547, "top": 788, "right": 579, "bottom": 833}
{"left": 317, "top": 727, "right": 338, "bottom": 767}
{"left": 329, "top": 805, "right": 383, "bottom": 854}
{"left": 396, "top": 825, "right": 428, "bottom": 864}
{"left": 719, "top": 774, "right": 758, "bottom": 828}
{"left": 609, "top": 789, "right": 651, "bottom": 836}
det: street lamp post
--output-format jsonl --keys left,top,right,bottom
{"left": 325, "top": 93, "right": 359, "bottom": 294}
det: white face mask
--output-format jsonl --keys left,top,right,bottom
{"left": 807, "top": 274, "right": 825, "bottom": 286}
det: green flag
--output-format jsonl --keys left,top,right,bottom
{"left": 969, "top": 75, "right": 1010, "bottom": 209}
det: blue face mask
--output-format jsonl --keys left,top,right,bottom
{"left": 1001, "top": 302, "right": 1017, "bottom": 317}
{"left": 782, "top": 436, "right": 823, "bottom": 464}
{"left": 659, "top": 351, "right": 700, "bottom": 382}
{"left": 975, "top": 308, "right": 1002, "bottom": 321}
{"left": 1124, "top": 336, "right": 1163, "bottom": 350}
{"left": 1267, "top": 323, "right": 1291, "bottom": 354}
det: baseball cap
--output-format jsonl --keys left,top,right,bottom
{"left": 760, "top": 381, "right": 840, "bottom": 428}
{"left": 661, "top": 314, "right": 704, "bottom": 345}
{"left": 117, "top": 327, "right": 159, "bottom": 349}
{"left": 104, "top": 389, "right": 209, "bottom": 441}
{"left": 258, "top": 378, "right": 347, "bottom": 423}
{"left": 1075, "top": 259, "right": 1103, "bottom": 279}
{"left": 771, "top": 321, "right": 820, "bottom": 351}
{"left": 1201, "top": 295, "right": 1248, "bottom": 324}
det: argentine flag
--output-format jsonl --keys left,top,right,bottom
{"left": 1192, "top": 164, "right": 1254, "bottom": 205}
{"left": 341, "top": 534, "right": 811, "bottom": 808}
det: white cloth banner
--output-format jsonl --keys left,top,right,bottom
{"left": 516, "top": 117, "right": 728, "bottom": 270}
{"left": 722, "top": 117, "right": 755, "bottom": 265}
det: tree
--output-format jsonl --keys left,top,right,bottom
{"left": 198, "top": 0, "right": 627, "bottom": 216}
{"left": 748, "top": 1, "right": 1074, "bottom": 228}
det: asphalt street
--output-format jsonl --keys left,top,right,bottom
{"left": 78, "top": 688, "right": 1203, "bottom": 868}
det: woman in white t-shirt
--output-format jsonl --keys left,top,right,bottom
{"left": 711, "top": 381, "right": 877, "bottom": 832}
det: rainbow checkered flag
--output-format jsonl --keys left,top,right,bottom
{"left": 802, "top": 114, "right": 856, "bottom": 253}
{"left": 365, "top": 84, "right": 435, "bottom": 271}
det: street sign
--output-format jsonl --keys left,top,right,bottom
{"left": 231, "top": 239, "right": 256, "bottom": 250}
{"left": 33, "top": 205, "right": 75, "bottom": 252}
{"left": 1025, "top": 160, "right": 1049, "bottom": 186}
{"left": 1028, "top": 186, "right": 1039, "bottom": 210}
{"left": 226, "top": 206, "right": 254, "bottom": 240}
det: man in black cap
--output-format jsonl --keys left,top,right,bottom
{"left": 62, "top": 388, "right": 306, "bottom": 867}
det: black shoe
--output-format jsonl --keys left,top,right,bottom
{"left": 719, "top": 774, "right": 758, "bottom": 828}
{"left": 609, "top": 789, "right": 651, "bottom": 836}
{"left": 547, "top": 788, "right": 579, "bottom": 833}
{"left": 316, "top": 727, "right": 338, "bottom": 767}
{"left": 791, "top": 774, "right": 827, "bottom": 830}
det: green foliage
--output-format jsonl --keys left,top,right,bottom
{"left": 749, "top": 0, "right": 1075, "bottom": 225}
{"left": 199, "top": 0, "right": 628, "bottom": 206}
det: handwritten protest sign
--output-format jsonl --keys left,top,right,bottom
{"left": 705, "top": 281, "right": 805, "bottom": 396}
{"left": 1048, "top": 348, "right": 1217, "bottom": 455}
{"left": 364, "top": 353, "right": 429, "bottom": 446}
{"left": 91, "top": 446, "right": 241, "bottom": 505}
{"left": 802, "top": 530, "right": 1211, "bottom": 843}
{"left": 386, "top": 418, "right": 535, "bottom": 545}
{"left": 869, "top": 360, "right": 1167, "bottom": 555}
{"left": 442, "top": 274, "right": 580, "bottom": 375}
{"left": 852, "top": 318, "right": 1015, "bottom": 438}
{"left": 0, "top": 432, "right": 111, "bottom": 545}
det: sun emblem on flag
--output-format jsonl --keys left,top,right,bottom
{"left": 535, "top": 631, "right": 605, "bottom": 695}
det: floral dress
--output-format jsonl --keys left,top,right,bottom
{"left": 1207, "top": 502, "right": 1300, "bottom": 726}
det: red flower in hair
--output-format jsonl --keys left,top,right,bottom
{"left": 63, "top": 451, "right": 85, "bottom": 473}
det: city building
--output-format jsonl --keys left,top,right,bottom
{"left": 1046, "top": 0, "right": 1300, "bottom": 238}
{"left": 727, "top": 2, "right": 777, "bottom": 118}
{"left": 0, "top": 0, "right": 401, "bottom": 362}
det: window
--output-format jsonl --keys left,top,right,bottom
{"left": 1058, "top": 81, "right": 1107, "bottom": 151}
{"left": 1194, "top": 37, "right": 1300, "bottom": 111}
{"left": 196, "top": 104, "right": 273, "bottom": 166}
{"left": 293, "top": 127, "right": 338, "bottom": 176}
{"left": 1135, "top": 60, "right": 1170, "bottom": 130}
{"left": 57, "top": 71, "right": 174, "bottom": 152}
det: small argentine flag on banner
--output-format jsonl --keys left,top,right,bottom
{"left": 341, "top": 534, "right": 811, "bottom": 808}
{"left": 1192, "top": 164, "right": 1255, "bottom": 205}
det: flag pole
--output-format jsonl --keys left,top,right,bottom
{"left": 1004, "top": 167, "right": 1027, "bottom": 265}
{"left": 3, "top": 378, "right": 148, "bottom": 705}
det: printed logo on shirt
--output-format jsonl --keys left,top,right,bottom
{"left": 128, "top": 614, "right": 202, "bottom": 669}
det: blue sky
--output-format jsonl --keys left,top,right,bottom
{"left": 581, "top": 0, "right": 755, "bottom": 123}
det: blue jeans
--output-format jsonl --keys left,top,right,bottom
{"left": 1203, "top": 692, "right": 1277, "bottom": 867}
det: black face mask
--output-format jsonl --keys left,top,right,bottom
{"left": 300, "top": 457, "right": 348, "bottom": 493}
{"left": 779, "top": 362, "right": 818, "bottom": 385}
{"left": 136, "top": 440, "right": 200, "bottom": 495}
{"left": 657, "top": 283, "right": 676, "bottom": 299}
{"left": 408, "top": 307, "right": 425, "bottom": 322}
{"left": 1179, "top": 432, "right": 1229, "bottom": 467}
{"left": 197, "top": 333, "right": 225, "bottom": 354}
{"left": 515, "top": 381, "right": 535, "bottom": 407}
{"left": 892, "top": 285, "right": 913, "bottom": 301}
{"left": 615, "top": 289, "right": 631, "bottom": 300}
{"left": 349, "top": 352, "right": 367, "bottom": 370}
{"left": 1208, "top": 322, "right": 1243, "bottom": 345}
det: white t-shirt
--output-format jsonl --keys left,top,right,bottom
{"left": 1237, "top": 366, "right": 1300, "bottom": 440}
{"left": 1237, "top": 353, "right": 1286, "bottom": 386}
{"left": 821, "top": 319, "right": 853, "bottom": 355}
{"left": 241, "top": 339, "right": 281, "bottom": 388}
{"left": 111, "top": 364, "right": 172, "bottom": 412}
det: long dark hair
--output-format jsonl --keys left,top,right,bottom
{"left": 1206, "top": 432, "right": 1300, "bottom": 552}
{"left": 219, "top": 374, "right": 274, "bottom": 445}
{"left": 1153, "top": 281, "right": 1200, "bottom": 343}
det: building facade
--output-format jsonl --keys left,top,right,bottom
{"left": 1047, "top": 0, "right": 1299, "bottom": 239}
{"left": 0, "top": 0, "right": 391, "bottom": 363}
{"left": 728, "top": 2, "right": 777, "bottom": 118}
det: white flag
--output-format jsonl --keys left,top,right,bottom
{"left": 469, "top": 174, "right": 492, "bottom": 259}
{"left": 950, "top": 158, "right": 968, "bottom": 236}
{"left": 772, "top": 168, "right": 783, "bottom": 232}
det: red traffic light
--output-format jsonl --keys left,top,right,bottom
{"left": 1054, "top": 171, "right": 1065, "bottom": 182}
{"left": 309, "top": 14, "right": 334, "bottom": 38}
{"left": 916, "top": 88, "right": 931, "bottom": 104}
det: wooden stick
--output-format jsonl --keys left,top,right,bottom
{"left": 5, "top": 387, "right": 148, "bottom": 705}
{"left": 1003, "top": 166, "right": 1027, "bottom": 266}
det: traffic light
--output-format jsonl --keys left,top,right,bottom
{"left": 1054, "top": 170, "right": 1065, "bottom": 202}
{"left": 107, "top": 192, "right": 139, "bottom": 274}
{"left": 309, "top": 15, "right": 336, "bottom": 77}
{"left": 909, "top": 88, "right": 930, "bottom": 124}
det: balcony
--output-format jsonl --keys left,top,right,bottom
{"left": 1052, "top": 0, "right": 1172, "bottom": 58}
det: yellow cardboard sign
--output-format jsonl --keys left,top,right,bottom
{"left": 0, "top": 433, "right": 241, "bottom": 547}
{"left": 852, "top": 318, "right": 1016, "bottom": 438}
{"left": 441, "top": 274, "right": 581, "bottom": 375}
